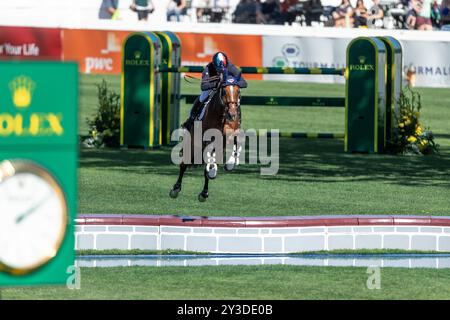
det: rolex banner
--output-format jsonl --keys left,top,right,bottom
{"left": 0, "top": 62, "right": 77, "bottom": 287}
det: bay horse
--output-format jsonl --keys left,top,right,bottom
{"left": 169, "top": 80, "right": 241, "bottom": 202}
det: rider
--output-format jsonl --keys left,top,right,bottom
{"left": 182, "top": 52, "right": 247, "bottom": 131}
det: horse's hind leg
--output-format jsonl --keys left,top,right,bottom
{"left": 198, "top": 168, "right": 209, "bottom": 202}
{"left": 205, "top": 144, "right": 218, "bottom": 180}
{"left": 169, "top": 163, "right": 187, "bottom": 198}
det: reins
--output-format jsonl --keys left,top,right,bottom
{"left": 183, "top": 74, "right": 221, "bottom": 84}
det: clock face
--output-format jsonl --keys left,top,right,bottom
{"left": 0, "top": 160, "right": 68, "bottom": 275}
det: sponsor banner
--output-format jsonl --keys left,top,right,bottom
{"left": 263, "top": 36, "right": 348, "bottom": 84}
{"left": 401, "top": 41, "right": 450, "bottom": 88}
{"left": 62, "top": 29, "right": 130, "bottom": 74}
{"left": 263, "top": 36, "right": 450, "bottom": 88}
{"left": 62, "top": 30, "right": 262, "bottom": 79}
{"left": 0, "top": 26, "right": 62, "bottom": 60}
{"left": 176, "top": 33, "right": 262, "bottom": 80}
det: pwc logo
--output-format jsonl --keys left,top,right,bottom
{"left": 0, "top": 75, "right": 64, "bottom": 137}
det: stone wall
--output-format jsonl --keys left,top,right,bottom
{"left": 75, "top": 215, "right": 450, "bottom": 253}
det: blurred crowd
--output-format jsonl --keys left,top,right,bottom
{"left": 99, "top": 0, "right": 450, "bottom": 30}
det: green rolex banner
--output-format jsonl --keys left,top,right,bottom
{"left": 0, "top": 62, "right": 78, "bottom": 286}
{"left": 121, "top": 32, "right": 162, "bottom": 148}
{"left": 378, "top": 36, "right": 403, "bottom": 144}
{"left": 156, "top": 31, "right": 182, "bottom": 146}
{"left": 345, "top": 37, "right": 387, "bottom": 153}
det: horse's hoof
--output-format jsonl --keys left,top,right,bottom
{"left": 206, "top": 164, "right": 217, "bottom": 179}
{"left": 224, "top": 163, "right": 235, "bottom": 172}
{"left": 198, "top": 191, "right": 208, "bottom": 202}
{"left": 169, "top": 188, "right": 181, "bottom": 199}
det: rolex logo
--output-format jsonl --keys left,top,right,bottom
{"left": 125, "top": 51, "right": 149, "bottom": 66}
{"left": 9, "top": 76, "right": 36, "bottom": 108}
{"left": 134, "top": 51, "right": 142, "bottom": 59}
{"left": 349, "top": 55, "right": 374, "bottom": 71}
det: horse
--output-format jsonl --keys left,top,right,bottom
{"left": 169, "top": 80, "right": 241, "bottom": 202}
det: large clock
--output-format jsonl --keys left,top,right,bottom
{"left": 0, "top": 160, "right": 68, "bottom": 275}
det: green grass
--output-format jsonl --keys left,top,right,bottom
{"left": 78, "top": 74, "right": 450, "bottom": 216}
{"left": 2, "top": 265, "right": 450, "bottom": 299}
{"left": 9, "top": 74, "right": 447, "bottom": 301}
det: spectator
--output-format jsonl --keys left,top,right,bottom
{"left": 442, "top": 0, "right": 450, "bottom": 27}
{"left": 280, "top": 0, "right": 300, "bottom": 25}
{"left": 130, "top": 0, "right": 154, "bottom": 21}
{"left": 406, "top": 7, "right": 418, "bottom": 28}
{"left": 431, "top": 0, "right": 442, "bottom": 26}
{"left": 99, "top": 0, "right": 119, "bottom": 19}
{"left": 353, "top": 0, "right": 369, "bottom": 27}
{"left": 411, "top": 0, "right": 442, "bottom": 30}
{"left": 210, "top": 0, "right": 230, "bottom": 23}
{"left": 401, "top": 0, "right": 416, "bottom": 28}
{"left": 304, "top": 0, "right": 324, "bottom": 26}
{"left": 233, "top": 0, "right": 258, "bottom": 23}
{"left": 193, "top": 0, "right": 210, "bottom": 21}
{"left": 167, "top": 0, "right": 187, "bottom": 22}
{"left": 367, "top": 0, "right": 384, "bottom": 28}
{"left": 259, "top": 0, "right": 283, "bottom": 24}
{"left": 332, "top": 0, "right": 354, "bottom": 27}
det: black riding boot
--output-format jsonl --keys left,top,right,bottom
{"left": 182, "top": 97, "right": 204, "bottom": 131}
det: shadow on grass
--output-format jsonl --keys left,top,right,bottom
{"left": 80, "top": 137, "right": 450, "bottom": 188}
{"left": 270, "top": 139, "right": 450, "bottom": 188}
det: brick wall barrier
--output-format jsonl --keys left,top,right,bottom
{"left": 75, "top": 215, "right": 450, "bottom": 253}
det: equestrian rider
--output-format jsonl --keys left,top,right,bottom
{"left": 182, "top": 52, "right": 247, "bottom": 131}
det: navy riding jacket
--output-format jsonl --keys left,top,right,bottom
{"left": 201, "top": 62, "right": 248, "bottom": 91}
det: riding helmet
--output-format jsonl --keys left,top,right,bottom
{"left": 212, "top": 52, "right": 228, "bottom": 72}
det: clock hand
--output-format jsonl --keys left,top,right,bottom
{"left": 15, "top": 193, "right": 53, "bottom": 224}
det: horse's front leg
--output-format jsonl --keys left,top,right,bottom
{"left": 205, "top": 143, "right": 218, "bottom": 180}
{"left": 224, "top": 133, "right": 241, "bottom": 172}
{"left": 198, "top": 168, "right": 209, "bottom": 202}
{"left": 169, "top": 162, "right": 187, "bottom": 198}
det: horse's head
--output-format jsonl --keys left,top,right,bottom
{"left": 222, "top": 83, "right": 240, "bottom": 125}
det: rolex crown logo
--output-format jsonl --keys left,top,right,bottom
{"left": 358, "top": 55, "right": 366, "bottom": 64}
{"left": 9, "top": 76, "right": 36, "bottom": 108}
{"left": 134, "top": 51, "right": 142, "bottom": 59}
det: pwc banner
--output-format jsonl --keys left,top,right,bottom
{"left": 62, "top": 29, "right": 130, "bottom": 75}
{"left": 61, "top": 29, "right": 262, "bottom": 78}
{"left": 176, "top": 32, "right": 262, "bottom": 80}
{"left": 0, "top": 26, "right": 62, "bottom": 60}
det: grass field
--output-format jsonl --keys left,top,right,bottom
{"left": 78, "top": 74, "right": 450, "bottom": 216}
{"left": 3, "top": 75, "right": 450, "bottom": 301}
{"left": 2, "top": 265, "right": 450, "bottom": 299}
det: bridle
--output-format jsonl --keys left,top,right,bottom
{"left": 221, "top": 84, "right": 240, "bottom": 123}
